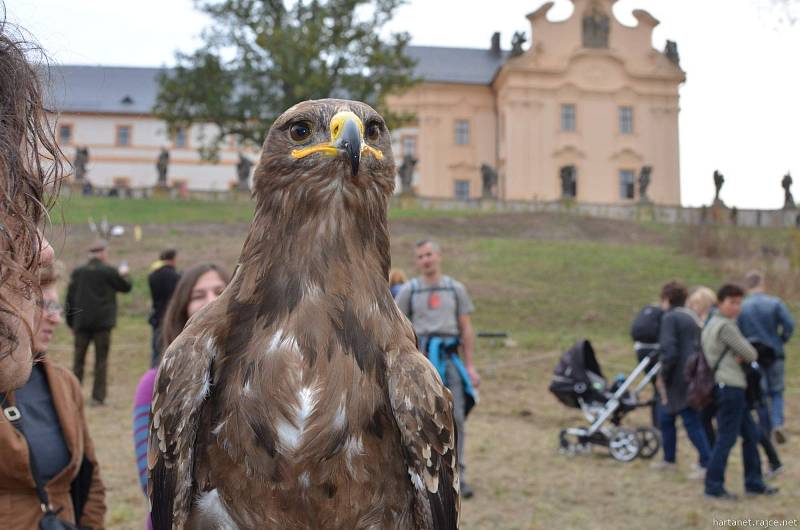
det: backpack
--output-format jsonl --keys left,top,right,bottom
{"left": 684, "top": 346, "right": 729, "bottom": 411}
{"left": 630, "top": 304, "right": 664, "bottom": 344}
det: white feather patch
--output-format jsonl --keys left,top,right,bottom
{"left": 196, "top": 489, "right": 238, "bottom": 530}
{"left": 408, "top": 470, "right": 425, "bottom": 491}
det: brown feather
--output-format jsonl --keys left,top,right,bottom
{"left": 148, "top": 99, "right": 459, "bottom": 529}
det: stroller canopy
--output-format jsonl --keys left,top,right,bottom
{"left": 549, "top": 339, "right": 606, "bottom": 408}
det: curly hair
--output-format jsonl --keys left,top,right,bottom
{"left": 0, "top": 9, "right": 65, "bottom": 359}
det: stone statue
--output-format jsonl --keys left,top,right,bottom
{"left": 73, "top": 146, "right": 89, "bottom": 181}
{"left": 783, "top": 171, "right": 795, "bottom": 209}
{"left": 398, "top": 154, "right": 417, "bottom": 196}
{"left": 638, "top": 165, "right": 652, "bottom": 203}
{"left": 480, "top": 164, "right": 498, "bottom": 199}
{"left": 664, "top": 40, "right": 680, "bottom": 66}
{"left": 510, "top": 32, "right": 527, "bottom": 57}
{"left": 582, "top": 4, "right": 610, "bottom": 49}
{"left": 713, "top": 170, "right": 725, "bottom": 205}
{"left": 236, "top": 153, "right": 254, "bottom": 191}
{"left": 560, "top": 165, "right": 577, "bottom": 198}
{"left": 156, "top": 148, "right": 170, "bottom": 186}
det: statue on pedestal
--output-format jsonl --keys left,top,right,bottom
{"left": 510, "top": 32, "right": 526, "bottom": 57}
{"left": 156, "top": 148, "right": 170, "bottom": 187}
{"left": 480, "top": 164, "right": 498, "bottom": 199}
{"left": 73, "top": 146, "right": 89, "bottom": 181}
{"left": 398, "top": 154, "right": 417, "bottom": 196}
{"left": 638, "top": 165, "right": 652, "bottom": 203}
{"left": 237, "top": 153, "right": 254, "bottom": 191}
{"left": 582, "top": 4, "right": 609, "bottom": 49}
{"left": 782, "top": 172, "right": 795, "bottom": 210}
{"left": 713, "top": 169, "right": 725, "bottom": 205}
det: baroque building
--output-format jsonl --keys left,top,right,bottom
{"left": 388, "top": 0, "right": 685, "bottom": 204}
{"left": 49, "top": 0, "right": 684, "bottom": 203}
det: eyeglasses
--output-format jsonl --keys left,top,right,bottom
{"left": 38, "top": 300, "right": 63, "bottom": 315}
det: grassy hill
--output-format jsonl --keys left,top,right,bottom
{"left": 43, "top": 197, "right": 799, "bottom": 529}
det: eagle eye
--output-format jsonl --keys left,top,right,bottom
{"left": 365, "top": 121, "right": 381, "bottom": 143}
{"left": 289, "top": 121, "right": 313, "bottom": 142}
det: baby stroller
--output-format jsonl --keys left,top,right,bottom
{"left": 549, "top": 339, "right": 662, "bottom": 462}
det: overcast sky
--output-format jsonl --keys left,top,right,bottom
{"left": 7, "top": 0, "right": 799, "bottom": 208}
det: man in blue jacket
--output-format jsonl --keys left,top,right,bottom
{"left": 738, "top": 271, "right": 794, "bottom": 444}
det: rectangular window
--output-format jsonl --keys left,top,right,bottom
{"left": 454, "top": 120, "right": 470, "bottom": 145}
{"left": 561, "top": 104, "right": 576, "bottom": 132}
{"left": 58, "top": 124, "right": 72, "bottom": 144}
{"left": 454, "top": 180, "right": 470, "bottom": 200}
{"left": 619, "top": 169, "right": 636, "bottom": 199}
{"left": 619, "top": 106, "right": 634, "bottom": 134}
{"left": 116, "top": 125, "right": 131, "bottom": 146}
{"left": 174, "top": 126, "right": 187, "bottom": 148}
{"left": 402, "top": 136, "right": 417, "bottom": 157}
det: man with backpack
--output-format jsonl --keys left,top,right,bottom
{"left": 702, "top": 284, "right": 777, "bottom": 500}
{"left": 396, "top": 239, "right": 478, "bottom": 498}
{"left": 738, "top": 271, "right": 794, "bottom": 444}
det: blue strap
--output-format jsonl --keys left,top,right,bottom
{"left": 422, "top": 336, "right": 476, "bottom": 403}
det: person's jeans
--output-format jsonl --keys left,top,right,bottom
{"left": 705, "top": 385, "right": 766, "bottom": 495}
{"left": 658, "top": 405, "right": 712, "bottom": 467}
{"left": 73, "top": 328, "right": 112, "bottom": 403}
{"left": 755, "top": 366, "right": 781, "bottom": 469}
{"left": 445, "top": 360, "right": 466, "bottom": 484}
{"left": 764, "top": 359, "right": 785, "bottom": 428}
{"left": 150, "top": 325, "right": 162, "bottom": 368}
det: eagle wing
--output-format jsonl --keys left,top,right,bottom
{"left": 388, "top": 349, "right": 460, "bottom": 530}
{"left": 148, "top": 329, "right": 217, "bottom": 530}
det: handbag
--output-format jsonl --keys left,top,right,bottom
{"left": 750, "top": 341, "right": 777, "bottom": 368}
{"left": 2, "top": 405, "right": 80, "bottom": 530}
{"left": 743, "top": 362, "right": 764, "bottom": 407}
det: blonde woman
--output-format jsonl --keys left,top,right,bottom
{"left": 687, "top": 286, "right": 717, "bottom": 326}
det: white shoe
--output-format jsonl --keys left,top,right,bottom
{"left": 766, "top": 465, "right": 784, "bottom": 480}
{"left": 688, "top": 468, "right": 706, "bottom": 480}
{"left": 650, "top": 461, "right": 677, "bottom": 471}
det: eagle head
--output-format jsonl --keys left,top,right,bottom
{"left": 254, "top": 99, "right": 396, "bottom": 200}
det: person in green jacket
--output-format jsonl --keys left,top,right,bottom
{"left": 701, "top": 284, "right": 777, "bottom": 500}
{"left": 66, "top": 240, "right": 132, "bottom": 406}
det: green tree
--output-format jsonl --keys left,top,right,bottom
{"left": 154, "top": 0, "right": 417, "bottom": 159}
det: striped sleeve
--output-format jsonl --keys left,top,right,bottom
{"left": 133, "top": 369, "right": 158, "bottom": 495}
{"left": 719, "top": 322, "right": 757, "bottom": 362}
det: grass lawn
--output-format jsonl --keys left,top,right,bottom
{"left": 51, "top": 194, "right": 490, "bottom": 226}
{"left": 43, "top": 202, "right": 800, "bottom": 529}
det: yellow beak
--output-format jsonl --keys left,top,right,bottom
{"left": 291, "top": 111, "right": 383, "bottom": 177}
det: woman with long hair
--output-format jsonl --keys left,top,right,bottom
{"left": 132, "top": 263, "right": 229, "bottom": 527}
{"left": 0, "top": 11, "right": 64, "bottom": 391}
{"left": 0, "top": 263, "right": 106, "bottom": 528}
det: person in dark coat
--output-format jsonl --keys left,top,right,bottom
{"left": 652, "top": 281, "right": 712, "bottom": 478}
{"left": 66, "top": 240, "right": 132, "bottom": 405}
{"left": 147, "top": 249, "right": 180, "bottom": 367}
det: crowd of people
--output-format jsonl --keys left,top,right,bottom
{"left": 638, "top": 274, "right": 793, "bottom": 500}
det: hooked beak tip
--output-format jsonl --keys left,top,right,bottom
{"left": 339, "top": 117, "right": 363, "bottom": 178}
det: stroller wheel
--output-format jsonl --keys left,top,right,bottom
{"left": 608, "top": 427, "right": 640, "bottom": 462}
{"left": 636, "top": 427, "right": 661, "bottom": 459}
{"left": 558, "top": 429, "right": 591, "bottom": 455}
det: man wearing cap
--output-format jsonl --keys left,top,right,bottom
{"left": 66, "top": 240, "right": 133, "bottom": 405}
